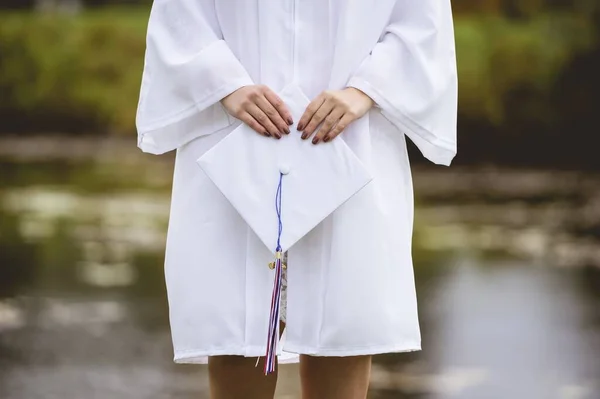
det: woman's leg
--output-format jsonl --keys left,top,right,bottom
{"left": 208, "top": 321, "right": 286, "bottom": 399}
{"left": 208, "top": 356, "right": 278, "bottom": 399}
{"left": 299, "top": 355, "right": 372, "bottom": 399}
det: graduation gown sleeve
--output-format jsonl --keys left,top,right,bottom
{"left": 347, "top": 0, "right": 458, "bottom": 166}
{"left": 136, "top": 0, "right": 254, "bottom": 155}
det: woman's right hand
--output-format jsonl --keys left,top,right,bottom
{"left": 221, "top": 85, "right": 293, "bottom": 139}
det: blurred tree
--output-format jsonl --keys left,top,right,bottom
{"left": 35, "top": 0, "right": 82, "bottom": 14}
{"left": 504, "top": 0, "right": 545, "bottom": 19}
{"left": 549, "top": 6, "right": 600, "bottom": 169}
{"left": 0, "top": 0, "right": 150, "bottom": 9}
{"left": 0, "top": 0, "right": 598, "bottom": 168}
{"left": 81, "top": 0, "right": 152, "bottom": 5}
{"left": 452, "top": 0, "right": 503, "bottom": 14}
{"left": 1, "top": 0, "right": 36, "bottom": 9}
{"left": 452, "top": 0, "right": 599, "bottom": 18}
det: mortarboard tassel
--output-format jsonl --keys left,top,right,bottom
{"left": 263, "top": 172, "right": 285, "bottom": 375}
{"left": 264, "top": 250, "right": 283, "bottom": 374}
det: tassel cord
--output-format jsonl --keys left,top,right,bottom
{"left": 275, "top": 172, "right": 283, "bottom": 252}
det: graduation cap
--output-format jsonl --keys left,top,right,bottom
{"left": 197, "top": 84, "right": 372, "bottom": 373}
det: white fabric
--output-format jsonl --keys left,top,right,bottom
{"left": 197, "top": 84, "right": 373, "bottom": 254}
{"left": 137, "top": 0, "right": 457, "bottom": 364}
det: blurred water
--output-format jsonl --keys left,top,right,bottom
{"left": 0, "top": 140, "right": 599, "bottom": 398}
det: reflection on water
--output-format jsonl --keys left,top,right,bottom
{"left": 374, "top": 262, "right": 600, "bottom": 399}
{"left": 0, "top": 144, "right": 599, "bottom": 399}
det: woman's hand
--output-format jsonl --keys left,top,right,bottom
{"left": 297, "top": 88, "right": 374, "bottom": 144}
{"left": 221, "top": 85, "right": 293, "bottom": 139}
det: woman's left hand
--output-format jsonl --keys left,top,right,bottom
{"left": 297, "top": 87, "right": 374, "bottom": 144}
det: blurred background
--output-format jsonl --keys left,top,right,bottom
{"left": 0, "top": 0, "right": 599, "bottom": 398}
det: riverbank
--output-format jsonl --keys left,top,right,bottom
{"left": 1, "top": 136, "right": 599, "bottom": 399}
{"left": 1, "top": 7, "right": 599, "bottom": 169}
{"left": 2, "top": 135, "right": 599, "bottom": 270}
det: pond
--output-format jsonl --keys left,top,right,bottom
{"left": 0, "top": 137, "right": 599, "bottom": 399}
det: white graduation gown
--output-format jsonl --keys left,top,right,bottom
{"left": 136, "top": 0, "right": 457, "bottom": 364}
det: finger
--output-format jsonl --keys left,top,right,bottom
{"left": 297, "top": 93, "right": 325, "bottom": 132}
{"left": 313, "top": 108, "right": 344, "bottom": 144}
{"left": 239, "top": 112, "right": 269, "bottom": 137}
{"left": 323, "top": 112, "right": 355, "bottom": 142}
{"left": 301, "top": 99, "right": 335, "bottom": 140}
{"left": 247, "top": 103, "right": 281, "bottom": 139}
{"left": 263, "top": 88, "right": 293, "bottom": 126}
{"left": 256, "top": 95, "right": 290, "bottom": 135}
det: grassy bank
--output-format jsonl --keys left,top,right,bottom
{"left": 0, "top": 7, "right": 149, "bottom": 134}
{"left": 0, "top": 7, "right": 598, "bottom": 165}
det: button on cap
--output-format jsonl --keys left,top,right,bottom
{"left": 279, "top": 164, "right": 291, "bottom": 175}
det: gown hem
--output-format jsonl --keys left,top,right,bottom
{"left": 173, "top": 342, "right": 422, "bottom": 364}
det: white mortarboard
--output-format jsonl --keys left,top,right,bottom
{"left": 196, "top": 84, "right": 372, "bottom": 374}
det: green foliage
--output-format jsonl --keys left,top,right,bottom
{"left": 0, "top": 8, "right": 149, "bottom": 134}
{"left": 0, "top": 7, "right": 596, "bottom": 135}
{"left": 454, "top": 13, "right": 594, "bottom": 125}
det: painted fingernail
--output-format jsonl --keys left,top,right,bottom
{"left": 323, "top": 136, "right": 330, "bottom": 142}
{"left": 287, "top": 118, "right": 293, "bottom": 125}
{"left": 297, "top": 124, "right": 304, "bottom": 131}
{"left": 264, "top": 132, "right": 271, "bottom": 137}
{"left": 312, "top": 138, "right": 320, "bottom": 145}
{"left": 301, "top": 134, "right": 308, "bottom": 140}
{"left": 275, "top": 134, "right": 282, "bottom": 139}
{"left": 284, "top": 127, "right": 290, "bottom": 134}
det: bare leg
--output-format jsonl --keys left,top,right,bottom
{"left": 209, "top": 322, "right": 285, "bottom": 399}
{"left": 208, "top": 356, "right": 277, "bottom": 399}
{"left": 299, "top": 355, "right": 372, "bottom": 399}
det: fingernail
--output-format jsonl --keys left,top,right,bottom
{"left": 297, "top": 124, "right": 304, "bottom": 131}
{"left": 301, "top": 134, "right": 308, "bottom": 140}
{"left": 323, "top": 136, "right": 330, "bottom": 142}
{"left": 312, "top": 138, "right": 320, "bottom": 145}
{"left": 264, "top": 132, "right": 271, "bottom": 137}
{"left": 275, "top": 134, "right": 282, "bottom": 139}
{"left": 287, "top": 118, "right": 293, "bottom": 125}
{"left": 284, "top": 127, "right": 290, "bottom": 134}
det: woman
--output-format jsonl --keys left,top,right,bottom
{"left": 136, "top": 0, "right": 457, "bottom": 398}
